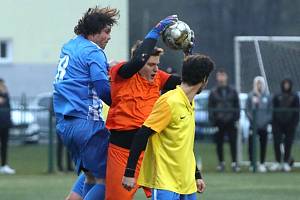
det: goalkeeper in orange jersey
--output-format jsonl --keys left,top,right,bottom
{"left": 122, "top": 54, "right": 214, "bottom": 200}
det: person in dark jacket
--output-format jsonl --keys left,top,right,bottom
{"left": 270, "top": 78, "right": 299, "bottom": 172}
{"left": 246, "top": 76, "right": 272, "bottom": 172}
{"left": 0, "top": 79, "right": 15, "bottom": 174}
{"left": 208, "top": 69, "right": 240, "bottom": 172}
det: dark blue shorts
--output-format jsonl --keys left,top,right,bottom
{"left": 56, "top": 117, "right": 109, "bottom": 179}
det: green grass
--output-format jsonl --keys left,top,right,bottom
{"left": 1, "top": 142, "right": 300, "bottom": 199}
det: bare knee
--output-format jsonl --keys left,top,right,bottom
{"left": 65, "top": 192, "right": 83, "bottom": 200}
{"left": 95, "top": 178, "right": 105, "bottom": 185}
{"left": 84, "top": 171, "right": 96, "bottom": 184}
{"left": 84, "top": 171, "right": 105, "bottom": 185}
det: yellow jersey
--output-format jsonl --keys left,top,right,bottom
{"left": 102, "top": 102, "right": 109, "bottom": 121}
{"left": 138, "top": 86, "right": 197, "bottom": 194}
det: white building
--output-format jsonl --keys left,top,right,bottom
{"left": 0, "top": 0, "right": 128, "bottom": 97}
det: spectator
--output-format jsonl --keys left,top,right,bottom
{"left": 246, "top": 76, "right": 272, "bottom": 172}
{"left": 0, "top": 79, "right": 15, "bottom": 175}
{"left": 270, "top": 78, "right": 299, "bottom": 172}
{"left": 208, "top": 68, "right": 240, "bottom": 172}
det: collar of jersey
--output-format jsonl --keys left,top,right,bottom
{"left": 176, "top": 85, "right": 194, "bottom": 112}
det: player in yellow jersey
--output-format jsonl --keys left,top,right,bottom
{"left": 122, "top": 54, "right": 214, "bottom": 199}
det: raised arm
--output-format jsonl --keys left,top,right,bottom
{"left": 117, "top": 15, "right": 178, "bottom": 79}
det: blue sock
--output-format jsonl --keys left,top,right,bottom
{"left": 71, "top": 173, "right": 85, "bottom": 198}
{"left": 83, "top": 183, "right": 95, "bottom": 198}
{"left": 83, "top": 184, "right": 105, "bottom": 200}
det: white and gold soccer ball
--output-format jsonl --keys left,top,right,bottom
{"left": 162, "top": 20, "right": 193, "bottom": 50}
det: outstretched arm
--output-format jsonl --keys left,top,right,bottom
{"left": 117, "top": 15, "right": 178, "bottom": 79}
{"left": 117, "top": 38, "right": 157, "bottom": 79}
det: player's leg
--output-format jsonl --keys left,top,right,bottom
{"left": 56, "top": 118, "right": 89, "bottom": 198}
{"left": 65, "top": 173, "right": 85, "bottom": 200}
{"left": 57, "top": 118, "right": 108, "bottom": 200}
{"left": 81, "top": 129, "right": 109, "bottom": 200}
{"left": 105, "top": 143, "right": 141, "bottom": 200}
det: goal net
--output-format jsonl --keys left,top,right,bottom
{"left": 234, "top": 36, "right": 300, "bottom": 94}
{"left": 234, "top": 36, "right": 300, "bottom": 169}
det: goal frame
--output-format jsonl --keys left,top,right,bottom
{"left": 234, "top": 36, "right": 300, "bottom": 93}
{"left": 234, "top": 36, "right": 300, "bottom": 170}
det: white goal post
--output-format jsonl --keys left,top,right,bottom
{"left": 234, "top": 36, "right": 300, "bottom": 93}
{"left": 234, "top": 36, "right": 300, "bottom": 168}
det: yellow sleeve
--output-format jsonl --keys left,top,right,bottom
{"left": 144, "top": 97, "right": 171, "bottom": 133}
{"left": 102, "top": 102, "right": 109, "bottom": 121}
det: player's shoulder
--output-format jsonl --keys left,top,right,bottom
{"left": 157, "top": 69, "right": 170, "bottom": 79}
{"left": 110, "top": 61, "right": 126, "bottom": 72}
{"left": 161, "top": 88, "right": 182, "bottom": 105}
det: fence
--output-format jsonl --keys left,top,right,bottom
{"left": 195, "top": 106, "right": 300, "bottom": 171}
{"left": 1, "top": 97, "right": 300, "bottom": 173}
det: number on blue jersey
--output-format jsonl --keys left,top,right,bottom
{"left": 55, "top": 55, "right": 69, "bottom": 82}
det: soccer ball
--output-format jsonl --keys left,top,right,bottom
{"left": 162, "top": 20, "right": 193, "bottom": 50}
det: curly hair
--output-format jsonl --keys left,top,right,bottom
{"left": 74, "top": 6, "right": 120, "bottom": 37}
{"left": 182, "top": 54, "right": 215, "bottom": 85}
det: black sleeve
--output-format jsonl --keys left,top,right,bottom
{"left": 195, "top": 164, "right": 202, "bottom": 179}
{"left": 117, "top": 38, "right": 157, "bottom": 79}
{"left": 162, "top": 75, "right": 181, "bottom": 91}
{"left": 124, "top": 125, "right": 154, "bottom": 177}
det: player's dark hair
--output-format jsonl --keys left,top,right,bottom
{"left": 181, "top": 54, "right": 214, "bottom": 86}
{"left": 74, "top": 6, "right": 120, "bottom": 37}
{"left": 131, "top": 40, "right": 164, "bottom": 58}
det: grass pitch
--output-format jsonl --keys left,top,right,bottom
{"left": 0, "top": 141, "right": 299, "bottom": 199}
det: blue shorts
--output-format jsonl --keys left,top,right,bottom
{"left": 152, "top": 189, "right": 197, "bottom": 200}
{"left": 56, "top": 117, "right": 109, "bottom": 178}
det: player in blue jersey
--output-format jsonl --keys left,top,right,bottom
{"left": 53, "top": 6, "right": 119, "bottom": 200}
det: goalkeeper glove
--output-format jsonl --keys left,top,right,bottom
{"left": 145, "top": 15, "right": 178, "bottom": 39}
{"left": 183, "top": 30, "right": 195, "bottom": 55}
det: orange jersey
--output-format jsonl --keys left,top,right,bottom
{"left": 106, "top": 62, "right": 170, "bottom": 131}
